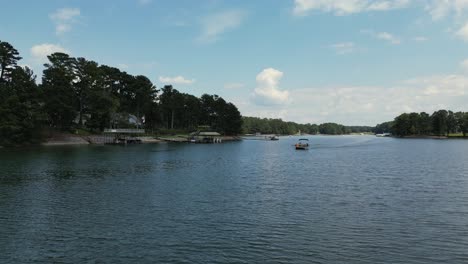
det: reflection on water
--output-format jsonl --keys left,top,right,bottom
{"left": 1, "top": 136, "right": 468, "bottom": 263}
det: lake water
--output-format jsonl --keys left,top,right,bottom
{"left": 1, "top": 136, "right": 468, "bottom": 263}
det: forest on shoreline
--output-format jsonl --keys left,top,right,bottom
{"left": 242, "top": 117, "right": 373, "bottom": 135}
{"left": 3, "top": 39, "right": 467, "bottom": 147}
{"left": 0, "top": 40, "right": 242, "bottom": 146}
{"left": 375, "top": 110, "right": 468, "bottom": 137}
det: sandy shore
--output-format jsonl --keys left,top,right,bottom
{"left": 42, "top": 133, "right": 240, "bottom": 146}
{"left": 42, "top": 134, "right": 89, "bottom": 146}
{"left": 42, "top": 134, "right": 163, "bottom": 146}
{"left": 138, "top": 136, "right": 163, "bottom": 143}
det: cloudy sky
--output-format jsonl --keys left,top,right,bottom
{"left": 2, "top": 0, "right": 468, "bottom": 125}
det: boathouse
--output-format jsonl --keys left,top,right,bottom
{"left": 102, "top": 129, "right": 145, "bottom": 144}
{"left": 189, "top": 131, "right": 222, "bottom": 143}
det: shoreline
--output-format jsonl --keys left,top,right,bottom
{"left": 400, "top": 135, "right": 467, "bottom": 139}
{"left": 41, "top": 134, "right": 241, "bottom": 146}
{"left": 10, "top": 133, "right": 468, "bottom": 148}
{"left": 41, "top": 134, "right": 164, "bottom": 146}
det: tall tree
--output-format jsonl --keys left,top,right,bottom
{"left": 418, "top": 112, "right": 432, "bottom": 135}
{"left": 447, "top": 110, "right": 458, "bottom": 135}
{"left": 0, "top": 41, "right": 22, "bottom": 82}
{"left": 180, "top": 93, "right": 201, "bottom": 130}
{"left": 222, "top": 102, "right": 242, "bottom": 135}
{"left": 0, "top": 67, "right": 43, "bottom": 146}
{"left": 432, "top": 110, "right": 448, "bottom": 136}
{"left": 132, "top": 75, "right": 158, "bottom": 122}
{"left": 74, "top": 57, "right": 101, "bottom": 126}
{"left": 160, "top": 85, "right": 183, "bottom": 129}
{"left": 455, "top": 112, "right": 468, "bottom": 137}
{"left": 393, "top": 113, "right": 411, "bottom": 136}
{"left": 42, "top": 52, "right": 77, "bottom": 130}
{"left": 408, "top": 112, "right": 420, "bottom": 135}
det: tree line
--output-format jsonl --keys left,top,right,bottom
{"left": 242, "top": 117, "right": 373, "bottom": 135}
{"left": 0, "top": 40, "right": 242, "bottom": 146}
{"left": 375, "top": 110, "right": 468, "bottom": 137}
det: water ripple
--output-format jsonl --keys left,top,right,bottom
{"left": 1, "top": 138, "right": 468, "bottom": 263}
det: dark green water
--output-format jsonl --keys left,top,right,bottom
{"left": 1, "top": 136, "right": 468, "bottom": 263}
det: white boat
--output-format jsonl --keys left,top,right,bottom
{"left": 295, "top": 138, "right": 309, "bottom": 150}
{"left": 376, "top": 133, "right": 391, "bottom": 137}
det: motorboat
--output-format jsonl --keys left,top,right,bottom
{"left": 375, "top": 133, "right": 391, "bottom": 137}
{"left": 269, "top": 135, "right": 279, "bottom": 141}
{"left": 295, "top": 138, "right": 309, "bottom": 150}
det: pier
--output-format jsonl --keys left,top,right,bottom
{"left": 92, "top": 129, "right": 146, "bottom": 144}
{"left": 189, "top": 131, "right": 223, "bottom": 143}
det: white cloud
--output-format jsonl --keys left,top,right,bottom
{"left": 235, "top": 68, "right": 468, "bottom": 125}
{"left": 252, "top": 68, "right": 290, "bottom": 106}
{"left": 49, "top": 8, "right": 80, "bottom": 35}
{"left": 461, "top": 58, "right": 468, "bottom": 71}
{"left": 198, "top": 10, "right": 247, "bottom": 43}
{"left": 456, "top": 22, "right": 468, "bottom": 41}
{"left": 30, "top": 43, "right": 70, "bottom": 63}
{"left": 224, "top": 83, "right": 245, "bottom": 89}
{"left": 293, "top": 0, "right": 411, "bottom": 16}
{"left": 367, "top": 0, "right": 411, "bottom": 11}
{"left": 405, "top": 74, "right": 468, "bottom": 96}
{"left": 425, "top": 0, "right": 468, "bottom": 20}
{"left": 376, "top": 32, "right": 401, "bottom": 44}
{"left": 283, "top": 74, "right": 468, "bottom": 125}
{"left": 159, "top": 76, "right": 195, "bottom": 85}
{"left": 292, "top": 0, "right": 468, "bottom": 24}
{"left": 331, "top": 42, "right": 356, "bottom": 54}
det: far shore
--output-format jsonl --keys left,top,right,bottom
{"left": 400, "top": 135, "right": 448, "bottom": 139}
{"left": 399, "top": 135, "right": 467, "bottom": 139}
{"left": 12, "top": 132, "right": 468, "bottom": 148}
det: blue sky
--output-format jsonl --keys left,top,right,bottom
{"left": 2, "top": 0, "right": 468, "bottom": 125}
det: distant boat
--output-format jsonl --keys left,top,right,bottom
{"left": 376, "top": 133, "right": 391, "bottom": 137}
{"left": 295, "top": 138, "right": 309, "bottom": 150}
{"left": 242, "top": 134, "right": 279, "bottom": 141}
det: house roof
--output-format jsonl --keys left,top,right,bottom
{"left": 198, "top": 131, "right": 221, "bottom": 136}
{"left": 103, "top": 129, "right": 145, "bottom": 134}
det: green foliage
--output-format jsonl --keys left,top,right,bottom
{"left": 319, "top": 123, "right": 348, "bottom": 135}
{"left": 0, "top": 40, "right": 245, "bottom": 146}
{"left": 431, "top": 110, "right": 449, "bottom": 136}
{"left": 374, "top": 121, "right": 394, "bottom": 134}
{"left": 455, "top": 112, "right": 468, "bottom": 137}
{"left": 244, "top": 117, "right": 338, "bottom": 135}
{"left": 385, "top": 110, "right": 468, "bottom": 137}
{"left": 41, "top": 53, "right": 77, "bottom": 130}
{"left": 242, "top": 117, "right": 374, "bottom": 135}
{"left": 198, "top": 94, "right": 242, "bottom": 135}
{"left": 0, "top": 67, "right": 44, "bottom": 146}
{"left": 157, "top": 89, "right": 242, "bottom": 135}
{"left": 0, "top": 40, "right": 22, "bottom": 82}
